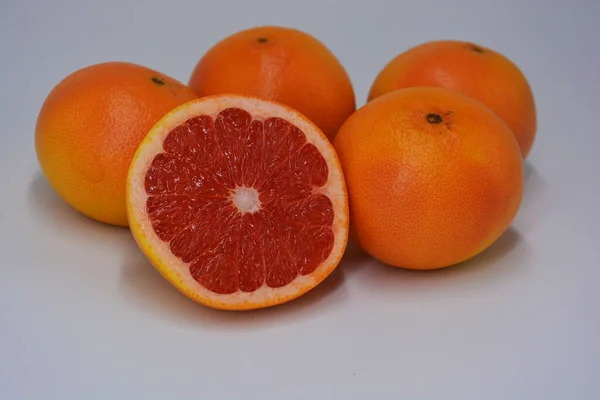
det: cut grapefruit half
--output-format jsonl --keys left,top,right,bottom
{"left": 126, "top": 94, "right": 349, "bottom": 310}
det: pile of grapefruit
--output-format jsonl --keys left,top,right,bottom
{"left": 35, "top": 26, "right": 535, "bottom": 310}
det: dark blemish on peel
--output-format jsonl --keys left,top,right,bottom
{"left": 257, "top": 37, "right": 268, "bottom": 43}
{"left": 426, "top": 113, "right": 443, "bottom": 124}
{"left": 151, "top": 77, "right": 166, "bottom": 86}
{"left": 444, "top": 111, "right": 454, "bottom": 130}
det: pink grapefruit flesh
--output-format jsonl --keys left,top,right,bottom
{"left": 126, "top": 94, "right": 349, "bottom": 310}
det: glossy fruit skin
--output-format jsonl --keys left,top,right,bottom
{"left": 334, "top": 87, "right": 524, "bottom": 270}
{"left": 35, "top": 62, "right": 197, "bottom": 226}
{"left": 368, "top": 40, "right": 537, "bottom": 158}
{"left": 188, "top": 25, "right": 356, "bottom": 141}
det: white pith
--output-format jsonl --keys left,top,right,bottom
{"left": 232, "top": 186, "right": 261, "bottom": 214}
{"left": 126, "top": 95, "right": 349, "bottom": 310}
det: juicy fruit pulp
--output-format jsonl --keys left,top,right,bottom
{"left": 146, "top": 109, "right": 334, "bottom": 294}
{"left": 127, "top": 95, "right": 349, "bottom": 310}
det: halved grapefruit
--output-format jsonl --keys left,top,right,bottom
{"left": 126, "top": 94, "right": 349, "bottom": 310}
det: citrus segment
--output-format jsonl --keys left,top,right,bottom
{"left": 127, "top": 95, "right": 348, "bottom": 310}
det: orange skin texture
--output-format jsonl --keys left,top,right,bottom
{"left": 368, "top": 40, "right": 537, "bottom": 158}
{"left": 188, "top": 26, "right": 356, "bottom": 141}
{"left": 35, "top": 62, "right": 197, "bottom": 226}
{"left": 334, "top": 87, "right": 524, "bottom": 270}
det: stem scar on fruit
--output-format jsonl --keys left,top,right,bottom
{"left": 469, "top": 44, "right": 485, "bottom": 53}
{"left": 426, "top": 112, "right": 454, "bottom": 131}
{"left": 256, "top": 37, "right": 268, "bottom": 43}
{"left": 426, "top": 113, "right": 443, "bottom": 124}
{"left": 151, "top": 77, "right": 166, "bottom": 86}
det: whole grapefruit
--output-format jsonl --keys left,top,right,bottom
{"left": 368, "top": 40, "right": 537, "bottom": 157}
{"left": 188, "top": 26, "right": 355, "bottom": 141}
{"left": 334, "top": 87, "right": 524, "bottom": 270}
{"left": 35, "top": 62, "right": 197, "bottom": 226}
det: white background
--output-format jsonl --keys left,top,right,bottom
{"left": 1, "top": 0, "right": 599, "bottom": 398}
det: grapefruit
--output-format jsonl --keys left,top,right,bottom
{"left": 368, "top": 40, "right": 537, "bottom": 157}
{"left": 188, "top": 26, "right": 356, "bottom": 141}
{"left": 334, "top": 87, "right": 524, "bottom": 270}
{"left": 126, "top": 94, "right": 349, "bottom": 310}
{"left": 35, "top": 62, "right": 197, "bottom": 226}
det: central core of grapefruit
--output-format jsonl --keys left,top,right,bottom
{"left": 231, "top": 186, "right": 261, "bottom": 213}
{"left": 127, "top": 95, "right": 349, "bottom": 309}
